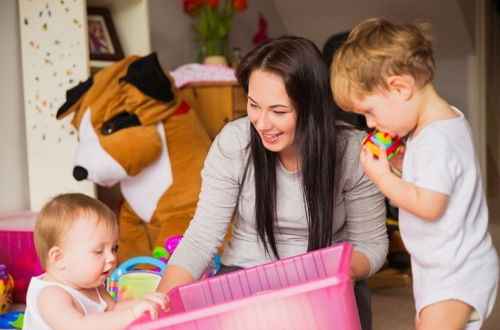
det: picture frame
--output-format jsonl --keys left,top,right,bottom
{"left": 87, "top": 7, "right": 124, "bottom": 61}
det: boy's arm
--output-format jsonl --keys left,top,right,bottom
{"left": 38, "top": 285, "right": 166, "bottom": 330}
{"left": 361, "top": 146, "right": 448, "bottom": 221}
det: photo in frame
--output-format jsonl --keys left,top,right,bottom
{"left": 87, "top": 7, "right": 124, "bottom": 61}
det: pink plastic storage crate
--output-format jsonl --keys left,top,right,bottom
{"left": 128, "top": 242, "right": 360, "bottom": 330}
{"left": 0, "top": 211, "right": 43, "bottom": 303}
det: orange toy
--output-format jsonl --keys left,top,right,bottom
{"left": 56, "top": 53, "right": 211, "bottom": 262}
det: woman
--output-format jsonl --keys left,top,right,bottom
{"left": 157, "top": 36, "right": 387, "bottom": 329}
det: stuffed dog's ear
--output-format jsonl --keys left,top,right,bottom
{"left": 118, "top": 53, "right": 181, "bottom": 126}
{"left": 56, "top": 77, "right": 93, "bottom": 119}
{"left": 119, "top": 53, "right": 174, "bottom": 102}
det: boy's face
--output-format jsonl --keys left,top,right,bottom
{"left": 58, "top": 214, "right": 118, "bottom": 290}
{"left": 351, "top": 89, "right": 417, "bottom": 138}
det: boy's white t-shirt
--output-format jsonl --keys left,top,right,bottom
{"left": 23, "top": 274, "right": 107, "bottom": 330}
{"left": 399, "top": 107, "right": 498, "bottom": 329}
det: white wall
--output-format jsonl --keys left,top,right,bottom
{"left": 149, "top": 0, "right": 286, "bottom": 69}
{"left": 0, "top": 0, "right": 30, "bottom": 213}
{"left": 434, "top": 57, "right": 469, "bottom": 113}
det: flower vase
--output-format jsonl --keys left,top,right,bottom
{"left": 203, "top": 55, "right": 228, "bottom": 66}
{"left": 201, "top": 38, "right": 229, "bottom": 66}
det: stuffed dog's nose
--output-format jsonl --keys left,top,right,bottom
{"left": 73, "top": 166, "right": 88, "bottom": 181}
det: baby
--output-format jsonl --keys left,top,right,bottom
{"left": 23, "top": 193, "right": 168, "bottom": 330}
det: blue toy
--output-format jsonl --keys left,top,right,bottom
{"left": 0, "top": 311, "right": 24, "bottom": 329}
{"left": 106, "top": 256, "right": 166, "bottom": 300}
{"left": 106, "top": 235, "right": 221, "bottom": 300}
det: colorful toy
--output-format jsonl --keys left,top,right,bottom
{"left": 0, "top": 265, "right": 14, "bottom": 314}
{"left": 164, "top": 235, "right": 183, "bottom": 255}
{"left": 153, "top": 235, "right": 219, "bottom": 278}
{"left": 152, "top": 235, "right": 183, "bottom": 264}
{"left": 128, "top": 243, "right": 360, "bottom": 330}
{"left": 152, "top": 246, "right": 169, "bottom": 264}
{"left": 362, "top": 130, "right": 403, "bottom": 160}
{"left": 56, "top": 53, "right": 211, "bottom": 263}
{"left": 0, "top": 311, "right": 24, "bottom": 329}
{"left": 106, "top": 256, "right": 166, "bottom": 301}
{"left": 107, "top": 235, "right": 220, "bottom": 300}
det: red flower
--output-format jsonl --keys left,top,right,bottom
{"left": 206, "top": 0, "right": 219, "bottom": 8}
{"left": 252, "top": 14, "right": 268, "bottom": 45}
{"left": 232, "top": 0, "right": 247, "bottom": 11}
{"left": 184, "top": 0, "right": 204, "bottom": 15}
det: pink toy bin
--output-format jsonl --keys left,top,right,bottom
{"left": 0, "top": 211, "right": 43, "bottom": 303}
{"left": 128, "top": 242, "right": 360, "bottom": 330}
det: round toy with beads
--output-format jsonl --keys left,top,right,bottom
{"left": 362, "top": 131, "right": 403, "bottom": 160}
{"left": 0, "top": 264, "right": 14, "bottom": 314}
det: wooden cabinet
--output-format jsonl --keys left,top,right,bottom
{"left": 179, "top": 82, "right": 247, "bottom": 140}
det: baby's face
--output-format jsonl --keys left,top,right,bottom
{"left": 59, "top": 214, "right": 118, "bottom": 290}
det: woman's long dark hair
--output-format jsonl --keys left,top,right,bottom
{"left": 236, "top": 36, "right": 337, "bottom": 258}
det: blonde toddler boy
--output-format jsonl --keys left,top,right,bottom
{"left": 331, "top": 18, "right": 498, "bottom": 329}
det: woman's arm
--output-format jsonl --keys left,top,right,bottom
{"left": 351, "top": 251, "right": 372, "bottom": 279}
{"left": 157, "top": 265, "right": 195, "bottom": 293}
{"left": 341, "top": 130, "right": 389, "bottom": 279}
{"left": 157, "top": 120, "right": 249, "bottom": 291}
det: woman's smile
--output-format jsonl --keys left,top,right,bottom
{"left": 261, "top": 131, "right": 283, "bottom": 143}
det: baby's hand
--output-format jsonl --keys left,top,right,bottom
{"left": 132, "top": 292, "right": 169, "bottom": 320}
{"left": 360, "top": 145, "right": 392, "bottom": 186}
{"left": 142, "top": 292, "right": 169, "bottom": 312}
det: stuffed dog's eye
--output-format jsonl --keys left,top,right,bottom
{"left": 101, "top": 111, "right": 141, "bottom": 135}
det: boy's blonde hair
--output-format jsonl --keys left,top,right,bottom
{"left": 331, "top": 17, "right": 435, "bottom": 111}
{"left": 34, "top": 193, "right": 117, "bottom": 269}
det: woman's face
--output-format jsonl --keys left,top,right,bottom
{"left": 247, "top": 69, "right": 297, "bottom": 155}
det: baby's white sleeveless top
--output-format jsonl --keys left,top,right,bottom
{"left": 23, "top": 274, "right": 107, "bottom": 330}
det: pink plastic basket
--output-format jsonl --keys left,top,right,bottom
{"left": 128, "top": 242, "right": 360, "bottom": 330}
{"left": 0, "top": 211, "right": 43, "bottom": 303}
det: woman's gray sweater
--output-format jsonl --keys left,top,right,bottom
{"left": 168, "top": 117, "right": 388, "bottom": 279}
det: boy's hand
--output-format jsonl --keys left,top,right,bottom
{"left": 132, "top": 292, "right": 169, "bottom": 320}
{"left": 389, "top": 145, "right": 405, "bottom": 174}
{"left": 360, "top": 145, "right": 392, "bottom": 186}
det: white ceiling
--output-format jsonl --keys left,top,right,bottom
{"left": 267, "top": 0, "right": 474, "bottom": 59}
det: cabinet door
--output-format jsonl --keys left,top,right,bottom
{"left": 232, "top": 85, "right": 247, "bottom": 119}
{"left": 180, "top": 84, "right": 234, "bottom": 140}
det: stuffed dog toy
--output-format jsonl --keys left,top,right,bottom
{"left": 56, "top": 53, "right": 211, "bottom": 263}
